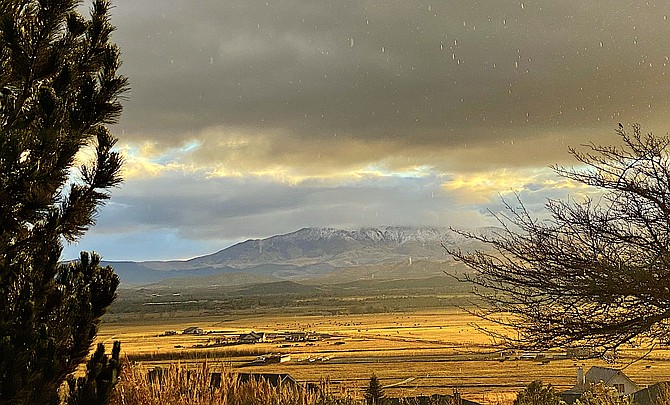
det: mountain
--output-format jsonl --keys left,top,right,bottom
{"left": 186, "top": 226, "right": 456, "bottom": 268}
{"left": 106, "top": 226, "right": 487, "bottom": 286}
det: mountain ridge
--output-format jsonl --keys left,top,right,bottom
{"left": 105, "top": 226, "right": 488, "bottom": 285}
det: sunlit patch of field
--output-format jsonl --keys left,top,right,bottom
{"left": 98, "top": 308, "right": 670, "bottom": 405}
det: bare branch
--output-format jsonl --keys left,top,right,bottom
{"left": 446, "top": 125, "right": 670, "bottom": 358}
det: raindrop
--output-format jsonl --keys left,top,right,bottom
{"left": 350, "top": 37, "right": 354, "bottom": 48}
{"left": 428, "top": 5, "right": 432, "bottom": 11}
{"left": 599, "top": 41, "right": 603, "bottom": 47}
{"left": 209, "top": 56, "right": 213, "bottom": 64}
{"left": 381, "top": 46, "right": 385, "bottom": 52}
{"left": 520, "top": 2, "right": 524, "bottom": 9}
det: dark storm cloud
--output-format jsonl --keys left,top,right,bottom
{"left": 66, "top": 0, "right": 670, "bottom": 260}
{"left": 109, "top": 0, "right": 670, "bottom": 161}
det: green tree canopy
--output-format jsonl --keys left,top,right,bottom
{"left": 364, "top": 374, "right": 384, "bottom": 405}
{"left": 0, "top": 0, "right": 127, "bottom": 403}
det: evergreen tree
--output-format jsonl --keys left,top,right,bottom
{"left": 65, "top": 341, "right": 121, "bottom": 405}
{"left": 363, "top": 374, "right": 384, "bottom": 405}
{"left": 514, "top": 380, "right": 563, "bottom": 405}
{"left": 0, "top": 0, "right": 127, "bottom": 403}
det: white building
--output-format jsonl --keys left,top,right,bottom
{"left": 561, "top": 366, "right": 640, "bottom": 403}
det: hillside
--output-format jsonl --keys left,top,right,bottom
{"left": 105, "top": 226, "right": 489, "bottom": 286}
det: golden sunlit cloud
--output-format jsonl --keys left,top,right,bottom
{"left": 118, "top": 142, "right": 201, "bottom": 179}
{"left": 441, "top": 168, "right": 589, "bottom": 204}
{"left": 115, "top": 123, "right": 622, "bottom": 200}
{"left": 173, "top": 126, "right": 444, "bottom": 183}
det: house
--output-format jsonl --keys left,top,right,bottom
{"left": 239, "top": 331, "right": 266, "bottom": 344}
{"left": 560, "top": 366, "right": 640, "bottom": 404}
{"left": 237, "top": 372, "right": 299, "bottom": 388}
{"left": 182, "top": 326, "right": 205, "bottom": 335}
{"left": 632, "top": 381, "right": 670, "bottom": 405}
{"left": 286, "top": 332, "right": 308, "bottom": 341}
{"left": 266, "top": 353, "right": 291, "bottom": 363}
{"left": 255, "top": 353, "right": 291, "bottom": 364}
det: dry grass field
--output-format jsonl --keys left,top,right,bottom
{"left": 98, "top": 308, "right": 670, "bottom": 405}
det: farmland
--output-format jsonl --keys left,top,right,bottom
{"left": 98, "top": 302, "right": 670, "bottom": 405}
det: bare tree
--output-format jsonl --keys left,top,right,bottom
{"left": 447, "top": 124, "right": 670, "bottom": 358}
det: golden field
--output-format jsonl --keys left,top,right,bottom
{"left": 97, "top": 307, "right": 670, "bottom": 405}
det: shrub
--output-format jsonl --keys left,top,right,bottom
{"left": 514, "top": 380, "right": 563, "bottom": 405}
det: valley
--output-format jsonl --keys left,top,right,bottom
{"left": 100, "top": 226, "right": 670, "bottom": 404}
{"left": 99, "top": 307, "right": 670, "bottom": 405}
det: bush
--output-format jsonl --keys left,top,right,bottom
{"left": 514, "top": 380, "right": 563, "bottom": 405}
{"left": 576, "top": 383, "right": 633, "bottom": 405}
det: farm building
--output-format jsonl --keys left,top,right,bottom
{"left": 285, "top": 332, "right": 309, "bottom": 341}
{"left": 237, "top": 372, "right": 299, "bottom": 388}
{"left": 182, "top": 326, "right": 204, "bottom": 335}
{"left": 256, "top": 354, "right": 291, "bottom": 364}
{"left": 560, "top": 366, "right": 640, "bottom": 403}
{"left": 518, "top": 352, "right": 539, "bottom": 360}
{"left": 239, "top": 331, "right": 266, "bottom": 343}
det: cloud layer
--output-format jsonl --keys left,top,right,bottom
{"left": 65, "top": 0, "right": 670, "bottom": 259}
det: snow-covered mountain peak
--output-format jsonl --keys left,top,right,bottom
{"left": 283, "top": 226, "right": 453, "bottom": 244}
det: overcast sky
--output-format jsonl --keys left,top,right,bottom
{"left": 63, "top": 0, "right": 670, "bottom": 261}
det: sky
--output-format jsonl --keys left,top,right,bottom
{"left": 63, "top": 0, "right": 670, "bottom": 261}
